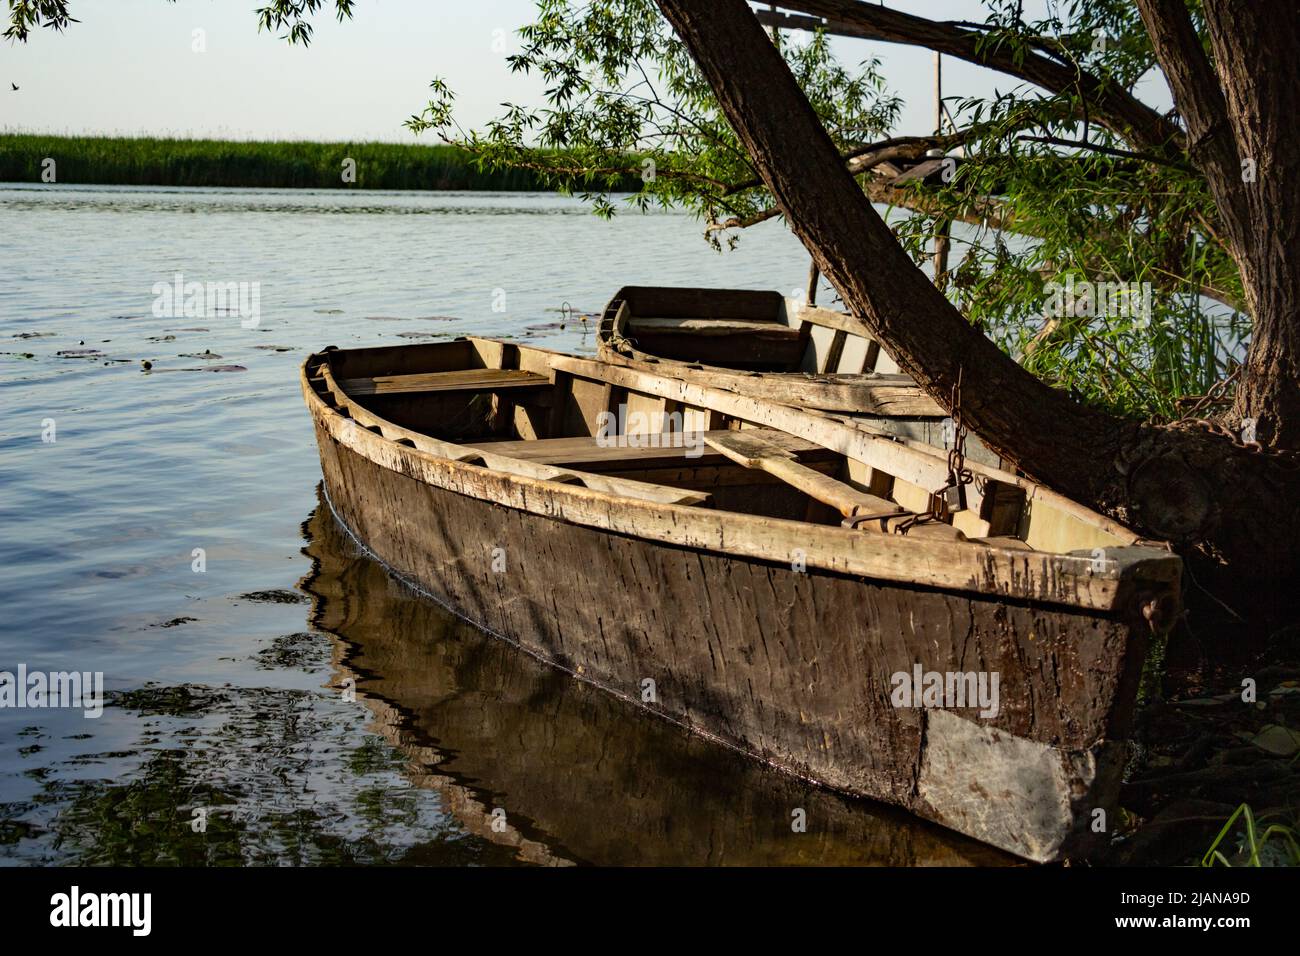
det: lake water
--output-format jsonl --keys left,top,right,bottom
{"left": 0, "top": 184, "right": 1005, "bottom": 865}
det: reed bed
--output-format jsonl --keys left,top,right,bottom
{"left": 0, "top": 134, "right": 634, "bottom": 191}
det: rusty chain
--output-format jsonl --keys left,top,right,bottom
{"left": 896, "top": 368, "right": 973, "bottom": 534}
{"left": 935, "top": 368, "right": 973, "bottom": 518}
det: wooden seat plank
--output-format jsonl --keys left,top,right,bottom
{"left": 340, "top": 367, "right": 549, "bottom": 397}
{"left": 630, "top": 317, "right": 798, "bottom": 337}
{"left": 704, "top": 431, "right": 966, "bottom": 542}
{"left": 469, "top": 429, "right": 837, "bottom": 469}
{"left": 790, "top": 304, "right": 872, "bottom": 337}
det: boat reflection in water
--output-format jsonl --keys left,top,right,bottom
{"left": 298, "top": 486, "right": 1011, "bottom": 866}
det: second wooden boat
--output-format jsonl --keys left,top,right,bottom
{"left": 595, "top": 286, "right": 1011, "bottom": 463}
{"left": 302, "top": 336, "right": 1181, "bottom": 862}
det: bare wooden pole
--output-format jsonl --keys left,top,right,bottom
{"left": 934, "top": 51, "right": 943, "bottom": 134}
{"left": 806, "top": 257, "right": 820, "bottom": 305}
{"left": 931, "top": 52, "right": 951, "bottom": 290}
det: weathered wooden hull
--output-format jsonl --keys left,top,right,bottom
{"left": 301, "top": 489, "right": 1013, "bottom": 865}
{"left": 310, "top": 404, "right": 1153, "bottom": 862}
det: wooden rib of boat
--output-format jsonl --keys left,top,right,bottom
{"left": 301, "top": 335, "right": 1182, "bottom": 863}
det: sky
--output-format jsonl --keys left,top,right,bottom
{"left": 0, "top": 0, "right": 1171, "bottom": 143}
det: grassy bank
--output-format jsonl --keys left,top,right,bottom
{"left": 0, "top": 134, "right": 637, "bottom": 191}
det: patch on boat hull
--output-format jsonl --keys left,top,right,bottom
{"left": 918, "top": 708, "right": 1120, "bottom": 862}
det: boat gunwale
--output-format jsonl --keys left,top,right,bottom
{"left": 301, "top": 342, "right": 1179, "bottom": 614}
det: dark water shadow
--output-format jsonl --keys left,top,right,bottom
{"left": 300, "top": 486, "right": 1013, "bottom": 866}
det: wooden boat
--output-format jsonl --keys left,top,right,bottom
{"left": 596, "top": 286, "right": 913, "bottom": 401}
{"left": 597, "top": 285, "right": 1003, "bottom": 464}
{"left": 302, "top": 336, "right": 1182, "bottom": 862}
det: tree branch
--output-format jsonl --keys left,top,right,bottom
{"left": 1016, "top": 134, "right": 1194, "bottom": 172}
{"left": 758, "top": 1, "right": 1184, "bottom": 159}
{"left": 721, "top": 131, "right": 968, "bottom": 196}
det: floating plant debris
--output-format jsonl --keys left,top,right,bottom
{"left": 236, "top": 590, "right": 308, "bottom": 605}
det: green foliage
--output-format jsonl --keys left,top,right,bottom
{"left": 1202, "top": 803, "right": 1300, "bottom": 867}
{"left": 253, "top": 0, "right": 354, "bottom": 46}
{"left": 0, "top": 133, "right": 620, "bottom": 190}
{"left": 977, "top": 0, "right": 1163, "bottom": 89}
{"left": 4, "top": 0, "right": 80, "bottom": 42}
{"left": 891, "top": 138, "right": 1247, "bottom": 418}
{"left": 885, "top": 1, "right": 1246, "bottom": 418}
{"left": 3, "top": 0, "right": 356, "bottom": 45}
{"left": 407, "top": 0, "right": 900, "bottom": 247}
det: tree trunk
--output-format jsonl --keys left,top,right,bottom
{"left": 1137, "top": 0, "right": 1300, "bottom": 448}
{"left": 655, "top": 0, "right": 1300, "bottom": 644}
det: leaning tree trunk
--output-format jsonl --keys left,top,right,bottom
{"left": 655, "top": 0, "right": 1300, "bottom": 645}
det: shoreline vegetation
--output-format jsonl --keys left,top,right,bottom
{"left": 0, "top": 134, "right": 641, "bottom": 191}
